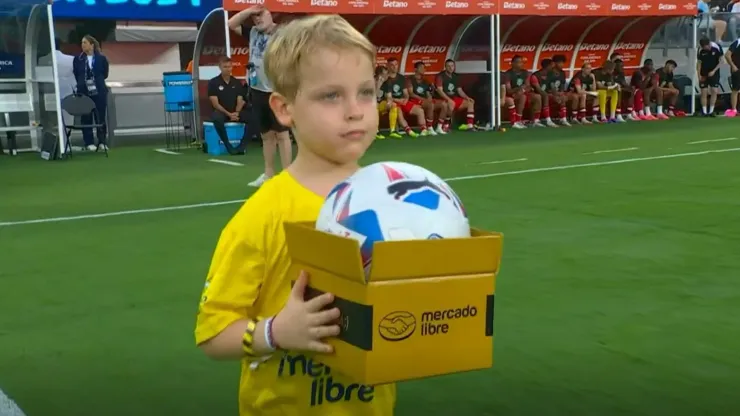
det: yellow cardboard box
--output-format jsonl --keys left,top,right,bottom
{"left": 283, "top": 222, "right": 503, "bottom": 386}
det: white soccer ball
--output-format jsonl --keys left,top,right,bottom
{"left": 316, "top": 161, "right": 470, "bottom": 272}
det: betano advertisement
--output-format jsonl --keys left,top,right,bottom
{"left": 223, "top": 0, "right": 695, "bottom": 16}
{"left": 201, "top": 15, "right": 669, "bottom": 79}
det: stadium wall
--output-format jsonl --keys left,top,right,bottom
{"left": 193, "top": 14, "right": 679, "bottom": 126}
{"left": 202, "top": 15, "right": 672, "bottom": 78}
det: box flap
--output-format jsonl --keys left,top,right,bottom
{"left": 283, "top": 222, "right": 367, "bottom": 283}
{"left": 368, "top": 229, "right": 503, "bottom": 281}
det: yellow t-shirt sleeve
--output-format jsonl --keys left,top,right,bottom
{"left": 195, "top": 220, "right": 265, "bottom": 345}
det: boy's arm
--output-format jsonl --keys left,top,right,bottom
{"left": 196, "top": 226, "right": 268, "bottom": 359}
{"left": 196, "top": 222, "right": 340, "bottom": 360}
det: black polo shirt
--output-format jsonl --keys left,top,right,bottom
{"left": 697, "top": 42, "right": 723, "bottom": 73}
{"left": 207, "top": 75, "right": 243, "bottom": 113}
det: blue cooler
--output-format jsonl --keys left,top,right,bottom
{"left": 162, "top": 71, "right": 194, "bottom": 111}
{"left": 203, "top": 122, "right": 246, "bottom": 156}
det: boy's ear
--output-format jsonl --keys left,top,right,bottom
{"left": 268, "top": 92, "right": 293, "bottom": 129}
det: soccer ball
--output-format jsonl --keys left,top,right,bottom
{"left": 316, "top": 161, "right": 470, "bottom": 273}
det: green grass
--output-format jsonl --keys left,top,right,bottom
{"left": 1, "top": 118, "right": 740, "bottom": 415}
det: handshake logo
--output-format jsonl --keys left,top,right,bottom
{"left": 378, "top": 311, "right": 417, "bottom": 341}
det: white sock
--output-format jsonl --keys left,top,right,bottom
{"left": 657, "top": 105, "right": 663, "bottom": 114}
{"left": 645, "top": 107, "right": 652, "bottom": 115}
{"left": 709, "top": 105, "right": 715, "bottom": 113}
{"left": 703, "top": 106, "right": 708, "bottom": 114}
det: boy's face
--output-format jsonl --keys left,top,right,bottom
{"left": 271, "top": 48, "right": 377, "bottom": 165}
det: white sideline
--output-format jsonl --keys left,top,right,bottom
{"left": 154, "top": 148, "right": 180, "bottom": 155}
{"left": 687, "top": 137, "right": 737, "bottom": 145}
{"left": 583, "top": 147, "right": 638, "bottom": 155}
{"left": 477, "top": 158, "right": 528, "bottom": 165}
{"left": 1, "top": 146, "right": 739, "bottom": 227}
{"left": 208, "top": 159, "right": 244, "bottom": 167}
{"left": 444, "top": 147, "right": 740, "bottom": 182}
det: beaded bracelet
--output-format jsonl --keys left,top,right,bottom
{"left": 241, "top": 319, "right": 258, "bottom": 357}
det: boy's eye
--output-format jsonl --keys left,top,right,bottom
{"left": 322, "top": 92, "right": 339, "bottom": 101}
{"left": 360, "top": 88, "right": 375, "bottom": 97}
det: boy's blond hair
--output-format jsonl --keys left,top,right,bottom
{"left": 264, "top": 14, "right": 376, "bottom": 100}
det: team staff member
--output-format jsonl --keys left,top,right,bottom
{"left": 654, "top": 60, "right": 680, "bottom": 118}
{"left": 725, "top": 37, "right": 740, "bottom": 117}
{"left": 505, "top": 55, "right": 542, "bottom": 129}
{"left": 375, "top": 65, "right": 401, "bottom": 140}
{"left": 568, "top": 63, "right": 596, "bottom": 124}
{"left": 435, "top": 59, "right": 475, "bottom": 131}
{"left": 595, "top": 61, "right": 622, "bottom": 123}
{"left": 530, "top": 58, "right": 561, "bottom": 128}
{"left": 229, "top": 5, "right": 292, "bottom": 188}
{"left": 72, "top": 35, "right": 109, "bottom": 152}
{"left": 383, "top": 58, "right": 424, "bottom": 136}
{"left": 614, "top": 59, "right": 638, "bottom": 121}
{"left": 550, "top": 54, "right": 573, "bottom": 126}
{"left": 208, "top": 56, "right": 249, "bottom": 155}
{"left": 697, "top": 37, "right": 723, "bottom": 117}
{"left": 630, "top": 60, "right": 657, "bottom": 120}
{"left": 407, "top": 61, "right": 444, "bottom": 135}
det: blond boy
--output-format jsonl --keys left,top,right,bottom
{"left": 195, "top": 14, "right": 396, "bottom": 416}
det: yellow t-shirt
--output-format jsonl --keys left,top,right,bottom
{"left": 195, "top": 171, "right": 396, "bottom": 416}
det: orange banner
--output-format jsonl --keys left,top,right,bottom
{"left": 535, "top": 17, "right": 593, "bottom": 77}
{"left": 223, "top": 0, "right": 696, "bottom": 16}
{"left": 403, "top": 16, "right": 468, "bottom": 74}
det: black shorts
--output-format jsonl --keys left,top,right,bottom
{"left": 730, "top": 71, "right": 740, "bottom": 91}
{"left": 250, "top": 88, "right": 289, "bottom": 135}
{"left": 699, "top": 71, "right": 720, "bottom": 89}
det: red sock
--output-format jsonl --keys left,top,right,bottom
{"left": 542, "top": 106, "right": 550, "bottom": 119}
{"left": 668, "top": 105, "right": 675, "bottom": 111}
{"left": 571, "top": 110, "right": 578, "bottom": 119}
{"left": 437, "top": 119, "right": 444, "bottom": 128}
{"left": 533, "top": 111, "right": 541, "bottom": 121}
{"left": 426, "top": 119, "right": 434, "bottom": 128}
{"left": 404, "top": 126, "right": 411, "bottom": 133}
{"left": 634, "top": 90, "right": 644, "bottom": 112}
{"left": 616, "top": 108, "right": 621, "bottom": 115}
{"left": 591, "top": 106, "right": 599, "bottom": 117}
{"left": 508, "top": 106, "right": 517, "bottom": 123}
{"left": 559, "top": 106, "right": 567, "bottom": 119}
{"left": 516, "top": 113, "right": 523, "bottom": 123}
{"left": 578, "top": 109, "right": 586, "bottom": 119}
{"left": 466, "top": 112, "right": 474, "bottom": 125}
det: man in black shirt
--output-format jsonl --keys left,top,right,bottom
{"left": 697, "top": 37, "right": 723, "bottom": 116}
{"left": 207, "top": 56, "right": 249, "bottom": 155}
{"left": 654, "top": 60, "right": 680, "bottom": 118}
{"left": 724, "top": 38, "right": 740, "bottom": 116}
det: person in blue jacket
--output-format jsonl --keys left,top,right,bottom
{"left": 73, "top": 35, "right": 109, "bottom": 151}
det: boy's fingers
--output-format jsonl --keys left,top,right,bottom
{"left": 311, "top": 308, "right": 340, "bottom": 326}
{"left": 307, "top": 340, "right": 334, "bottom": 354}
{"left": 291, "top": 271, "right": 309, "bottom": 300}
{"left": 304, "top": 292, "right": 334, "bottom": 311}
{"left": 310, "top": 323, "right": 341, "bottom": 340}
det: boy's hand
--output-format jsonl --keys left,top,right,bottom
{"left": 272, "top": 271, "right": 341, "bottom": 353}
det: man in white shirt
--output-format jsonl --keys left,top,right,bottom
{"left": 229, "top": 6, "right": 293, "bottom": 188}
{"left": 39, "top": 38, "right": 76, "bottom": 126}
